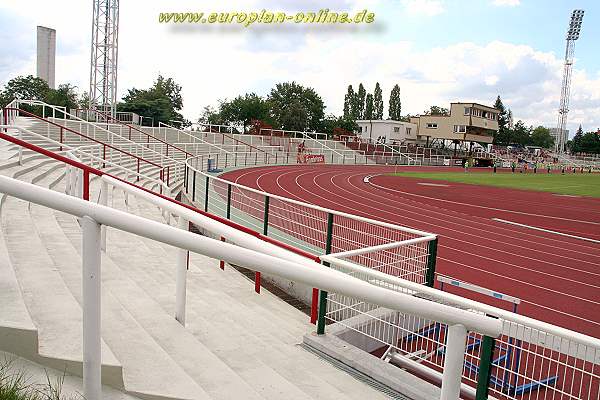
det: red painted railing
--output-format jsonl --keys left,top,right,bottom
{"left": 76, "top": 108, "right": 193, "bottom": 159}
{"left": 7, "top": 108, "right": 165, "bottom": 181}
{"left": 0, "top": 130, "right": 320, "bottom": 323}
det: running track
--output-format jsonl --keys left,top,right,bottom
{"left": 220, "top": 165, "right": 600, "bottom": 338}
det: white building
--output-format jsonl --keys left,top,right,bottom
{"left": 36, "top": 26, "right": 56, "bottom": 89}
{"left": 548, "top": 128, "right": 569, "bottom": 148}
{"left": 355, "top": 120, "right": 418, "bottom": 144}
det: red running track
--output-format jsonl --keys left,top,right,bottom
{"left": 219, "top": 165, "right": 600, "bottom": 338}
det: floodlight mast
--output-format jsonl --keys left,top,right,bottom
{"left": 555, "top": 9, "right": 584, "bottom": 154}
{"left": 89, "top": 0, "right": 119, "bottom": 121}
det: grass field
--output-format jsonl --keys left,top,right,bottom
{"left": 390, "top": 171, "right": 600, "bottom": 197}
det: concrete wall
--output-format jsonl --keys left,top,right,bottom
{"left": 36, "top": 26, "right": 56, "bottom": 89}
{"left": 355, "top": 120, "right": 418, "bottom": 144}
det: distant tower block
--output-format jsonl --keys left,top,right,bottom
{"left": 89, "top": 0, "right": 120, "bottom": 118}
{"left": 37, "top": 26, "right": 56, "bottom": 89}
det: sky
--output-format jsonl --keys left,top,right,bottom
{"left": 1, "top": 0, "right": 599, "bottom": 136}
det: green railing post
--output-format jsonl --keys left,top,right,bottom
{"left": 226, "top": 184, "right": 232, "bottom": 219}
{"left": 317, "top": 212, "right": 334, "bottom": 335}
{"left": 475, "top": 335, "right": 496, "bottom": 400}
{"left": 263, "top": 196, "right": 270, "bottom": 235}
{"left": 184, "top": 166, "right": 188, "bottom": 192}
{"left": 192, "top": 171, "right": 197, "bottom": 201}
{"left": 204, "top": 176, "right": 209, "bottom": 212}
{"left": 426, "top": 237, "right": 438, "bottom": 287}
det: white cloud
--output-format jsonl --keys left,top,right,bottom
{"left": 1, "top": 0, "right": 599, "bottom": 136}
{"left": 492, "top": 0, "right": 521, "bottom": 6}
{"left": 400, "top": 0, "right": 445, "bottom": 16}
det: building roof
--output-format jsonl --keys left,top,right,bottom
{"left": 355, "top": 119, "right": 411, "bottom": 124}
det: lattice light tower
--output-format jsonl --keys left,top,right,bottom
{"left": 89, "top": 0, "right": 119, "bottom": 118}
{"left": 555, "top": 9, "right": 584, "bottom": 154}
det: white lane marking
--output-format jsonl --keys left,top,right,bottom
{"left": 417, "top": 182, "right": 450, "bottom": 187}
{"left": 492, "top": 218, "right": 600, "bottom": 244}
{"left": 367, "top": 174, "right": 600, "bottom": 226}
{"left": 554, "top": 194, "right": 580, "bottom": 198}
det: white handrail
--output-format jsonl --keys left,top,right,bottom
{"left": 0, "top": 125, "right": 168, "bottom": 191}
{"left": 158, "top": 121, "right": 234, "bottom": 155}
{"left": 321, "top": 254, "right": 600, "bottom": 350}
{"left": 0, "top": 174, "right": 501, "bottom": 400}
{"left": 14, "top": 99, "right": 185, "bottom": 168}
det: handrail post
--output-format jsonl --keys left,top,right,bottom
{"left": 83, "top": 170, "right": 90, "bottom": 201}
{"left": 255, "top": 195, "right": 271, "bottom": 294}
{"left": 475, "top": 335, "right": 496, "bottom": 400}
{"left": 317, "top": 212, "right": 334, "bottom": 333}
{"left": 204, "top": 176, "right": 209, "bottom": 212}
{"left": 175, "top": 216, "right": 188, "bottom": 325}
{"left": 82, "top": 216, "right": 102, "bottom": 400}
{"left": 440, "top": 324, "right": 467, "bottom": 400}
{"left": 226, "top": 184, "right": 232, "bottom": 219}
{"left": 426, "top": 237, "right": 438, "bottom": 287}
{"left": 192, "top": 170, "right": 197, "bottom": 201}
{"left": 100, "top": 180, "right": 108, "bottom": 251}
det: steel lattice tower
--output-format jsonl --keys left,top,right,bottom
{"left": 89, "top": 0, "right": 119, "bottom": 119}
{"left": 555, "top": 9, "right": 584, "bottom": 154}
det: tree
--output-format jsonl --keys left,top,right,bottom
{"left": 267, "top": 82, "right": 325, "bottom": 132}
{"left": 343, "top": 85, "right": 355, "bottom": 119}
{"left": 45, "top": 84, "right": 79, "bottom": 109}
{"left": 424, "top": 105, "right": 449, "bottom": 116}
{"left": 198, "top": 105, "right": 222, "bottom": 125}
{"left": 570, "top": 125, "right": 584, "bottom": 153}
{"left": 373, "top": 82, "right": 383, "bottom": 120}
{"left": 218, "top": 93, "right": 269, "bottom": 132}
{"left": 577, "top": 131, "right": 600, "bottom": 155}
{"left": 118, "top": 74, "right": 185, "bottom": 126}
{"left": 364, "top": 94, "right": 374, "bottom": 120}
{"left": 388, "top": 84, "right": 401, "bottom": 120}
{"left": 529, "top": 126, "right": 554, "bottom": 148}
{"left": 356, "top": 83, "right": 366, "bottom": 119}
{"left": 510, "top": 120, "right": 530, "bottom": 147}
{"left": 493, "top": 95, "right": 510, "bottom": 145}
{"left": 0, "top": 75, "right": 50, "bottom": 107}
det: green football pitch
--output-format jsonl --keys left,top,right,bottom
{"left": 390, "top": 170, "right": 600, "bottom": 198}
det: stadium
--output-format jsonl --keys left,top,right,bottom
{"left": 0, "top": 2, "right": 599, "bottom": 400}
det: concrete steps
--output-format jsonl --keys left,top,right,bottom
{"left": 0, "top": 122, "right": 397, "bottom": 400}
{"left": 0, "top": 161, "right": 124, "bottom": 387}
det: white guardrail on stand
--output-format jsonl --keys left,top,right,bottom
{"left": 0, "top": 175, "right": 501, "bottom": 400}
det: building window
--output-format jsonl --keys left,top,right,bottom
{"left": 454, "top": 125, "right": 466, "bottom": 133}
{"left": 358, "top": 126, "right": 363, "bottom": 133}
{"left": 406, "top": 128, "right": 412, "bottom": 136}
{"left": 464, "top": 107, "right": 471, "bottom": 116}
{"left": 393, "top": 127, "right": 400, "bottom": 133}
{"left": 426, "top": 123, "right": 438, "bottom": 129}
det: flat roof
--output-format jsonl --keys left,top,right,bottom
{"left": 355, "top": 119, "right": 411, "bottom": 124}
{"left": 451, "top": 102, "right": 497, "bottom": 111}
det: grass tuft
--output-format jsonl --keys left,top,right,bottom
{"left": 0, "top": 357, "right": 82, "bottom": 400}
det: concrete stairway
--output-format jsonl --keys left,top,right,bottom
{"left": 0, "top": 132, "right": 394, "bottom": 399}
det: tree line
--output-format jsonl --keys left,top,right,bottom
{"left": 2, "top": 75, "right": 597, "bottom": 154}
{"left": 493, "top": 96, "right": 555, "bottom": 149}
{"left": 570, "top": 125, "right": 600, "bottom": 155}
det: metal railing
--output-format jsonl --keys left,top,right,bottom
{"left": 2, "top": 118, "right": 595, "bottom": 400}
{"left": 0, "top": 153, "right": 502, "bottom": 400}
{"left": 320, "top": 255, "right": 600, "bottom": 400}
{"left": 185, "top": 154, "right": 439, "bottom": 324}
